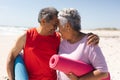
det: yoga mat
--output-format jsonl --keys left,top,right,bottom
{"left": 14, "top": 54, "right": 28, "bottom": 80}
{"left": 49, "top": 54, "right": 110, "bottom": 80}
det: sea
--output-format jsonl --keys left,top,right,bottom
{"left": 0, "top": 25, "right": 32, "bottom": 35}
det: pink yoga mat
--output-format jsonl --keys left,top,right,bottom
{"left": 49, "top": 54, "right": 110, "bottom": 80}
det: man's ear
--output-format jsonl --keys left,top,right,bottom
{"left": 41, "top": 18, "right": 46, "bottom": 25}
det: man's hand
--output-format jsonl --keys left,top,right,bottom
{"left": 87, "top": 33, "right": 99, "bottom": 45}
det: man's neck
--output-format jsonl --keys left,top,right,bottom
{"left": 36, "top": 27, "right": 54, "bottom": 36}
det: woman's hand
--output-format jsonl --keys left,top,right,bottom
{"left": 87, "top": 33, "right": 99, "bottom": 45}
{"left": 66, "top": 72, "right": 79, "bottom": 80}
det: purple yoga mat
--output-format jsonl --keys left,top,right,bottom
{"left": 49, "top": 54, "right": 110, "bottom": 80}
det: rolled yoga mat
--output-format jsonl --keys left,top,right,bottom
{"left": 14, "top": 54, "right": 28, "bottom": 80}
{"left": 49, "top": 54, "right": 110, "bottom": 80}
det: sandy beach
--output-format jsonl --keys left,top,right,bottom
{"left": 0, "top": 30, "right": 120, "bottom": 80}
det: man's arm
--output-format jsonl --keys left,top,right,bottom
{"left": 6, "top": 32, "right": 26, "bottom": 80}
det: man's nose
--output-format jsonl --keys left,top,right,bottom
{"left": 54, "top": 25, "right": 57, "bottom": 29}
{"left": 58, "top": 29, "right": 61, "bottom": 33}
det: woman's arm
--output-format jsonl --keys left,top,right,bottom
{"left": 66, "top": 45, "right": 108, "bottom": 80}
{"left": 66, "top": 70, "right": 108, "bottom": 80}
{"left": 78, "top": 70, "right": 108, "bottom": 80}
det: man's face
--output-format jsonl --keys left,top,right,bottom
{"left": 44, "top": 16, "right": 59, "bottom": 35}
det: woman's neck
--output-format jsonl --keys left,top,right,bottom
{"left": 67, "top": 32, "right": 86, "bottom": 44}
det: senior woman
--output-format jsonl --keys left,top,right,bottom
{"left": 57, "top": 8, "right": 109, "bottom": 80}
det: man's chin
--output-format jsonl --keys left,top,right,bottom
{"left": 49, "top": 31, "right": 55, "bottom": 35}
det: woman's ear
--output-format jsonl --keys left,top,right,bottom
{"left": 66, "top": 22, "right": 71, "bottom": 31}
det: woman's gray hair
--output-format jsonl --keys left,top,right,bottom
{"left": 38, "top": 7, "right": 58, "bottom": 23}
{"left": 58, "top": 8, "right": 81, "bottom": 31}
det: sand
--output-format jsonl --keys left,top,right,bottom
{"left": 0, "top": 30, "right": 120, "bottom": 80}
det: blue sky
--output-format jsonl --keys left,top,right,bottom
{"left": 0, "top": 0, "right": 120, "bottom": 29}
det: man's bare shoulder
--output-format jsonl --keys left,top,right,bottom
{"left": 16, "top": 31, "right": 27, "bottom": 41}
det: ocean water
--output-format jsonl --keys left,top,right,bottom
{"left": 0, "top": 25, "right": 30, "bottom": 35}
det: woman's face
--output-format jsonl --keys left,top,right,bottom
{"left": 58, "top": 23, "right": 70, "bottom": 40}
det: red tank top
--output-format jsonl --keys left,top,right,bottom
{"left": 23, "top": 28, "right": 60, "bottom": 80}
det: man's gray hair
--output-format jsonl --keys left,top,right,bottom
{"left": 58, "top": 8, "right": 81, "bottom": 31}
{"left": 38, "top": 7, "right": 58, "bottom": 23}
